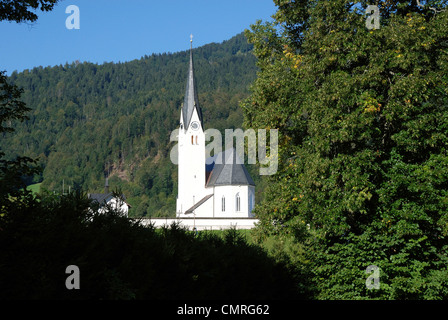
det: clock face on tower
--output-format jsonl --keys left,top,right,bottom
{"left": 190, "top": 121, "right": 199, "bottom": 131}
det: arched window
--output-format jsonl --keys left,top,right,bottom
{"left": 235, "top": 193, "right": 241, "bottom": 212}
{"left": 191, "top": 135, "right": 194, "bottom": 145}
{"left": 195, "top": 135, "right": 198, "bottom": 145}
{"left": 221, "top": 196, "right": 225, "bottom": 212}
{"left": 249, "top": 191, "right": 255, "bottom": 215}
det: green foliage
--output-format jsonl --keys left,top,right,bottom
{"left": 0, "top": 0, "right": 59, "bottom": 23}
{"left": 26, "top": 182, "right": 41, "bottom": 194}
{"left": 251, "top": 232, "right": 315, "bottom": 298}
{"left": 0, "top": 71, "right": 31, "bottom": 133}
{"left": 243, "top": 0, "right": 448, "bottom": 299}
{"left": 0, "top": 71, "right": 39, "bottom": 217}
{"left": 310, "top": 230, "right": 448, "bottom": 299}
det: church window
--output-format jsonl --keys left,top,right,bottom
{"left": 249, "top": 192, "right": 255, "bottom": 214}
{"left": 191, "top": 135, "right": 194, "bottom": 145}
{"left": 236, "top": 193, "right": 241, "bottom": 212}
{"left": 195, "top": 136, "right": 198, "bottom": 145}
{"left": 221, "top": 196, "right": 225, "bottom": 212}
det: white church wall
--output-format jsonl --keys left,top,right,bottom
{"left": 212, "top": 185, "right": 252, "bottom": 218}
{"left": 139, "top": 217, "right": 259, "bottom": 231}
{"left": 191, "top": 194, "right": 214, "bottom": 218}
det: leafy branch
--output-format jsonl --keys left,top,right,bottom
{"left": 416, "top": 0, "right": 446, "bottom": 13}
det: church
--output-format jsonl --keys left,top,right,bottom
{"left": 175, "top": 37, "right": 255, "bottom": 219}
{"left": 88, "top": 178, "right": 131, "bottom": 217}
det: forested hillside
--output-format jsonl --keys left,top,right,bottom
{"left": 2, "top": 33, "right": 261, "bottom": 217}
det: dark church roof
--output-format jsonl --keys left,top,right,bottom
{"left": 88, "top": 178, "right": 130, "bottom": 207}
{"left": 206, "top": 148, "right": 255, "bottom": 187}
{"left": 181, "top": 39, "right": 203, "bottom": 130}
{"left": 88, "top": 192, "right": 113, "bottom": 205}
{"left": 185, "top": 194, "right": 214, "bottom": 214}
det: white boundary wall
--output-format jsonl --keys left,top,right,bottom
{"left": 137, "top": 217, "right": 259, "bottom": 231}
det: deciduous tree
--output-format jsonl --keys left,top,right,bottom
{"left": 243, "top": 0, "right": 448, "bottom": 299}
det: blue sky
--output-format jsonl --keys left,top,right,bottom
{"left": 0, "top": 0, "right": 277, "bottom": 75}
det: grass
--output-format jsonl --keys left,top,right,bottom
{"left": 26, "top": 183, "right": 42, "bottom": 195}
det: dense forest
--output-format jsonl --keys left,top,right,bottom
{"left": 1, "top": 32, "right": 265, "bottom": 217}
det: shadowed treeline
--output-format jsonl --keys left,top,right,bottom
{"left": 0, "top": 191, "right": 304, "bottom": 300}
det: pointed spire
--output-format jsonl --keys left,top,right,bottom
{"left": 182, "top": 34, "right": 202, "bottom": 130}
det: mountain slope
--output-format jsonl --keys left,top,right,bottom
{"left": 2, "top": 33, "right": 261, "bottom": 217}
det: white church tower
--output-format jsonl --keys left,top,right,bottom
{"left": 176, "top": 36, "right": 206, "bottom": 216}
{"left": 176, "top": 36, "right": 255, "bottom": 219}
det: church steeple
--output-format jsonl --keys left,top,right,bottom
{"left": 182, "top": 34, "right": 203, "bottom": 131}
